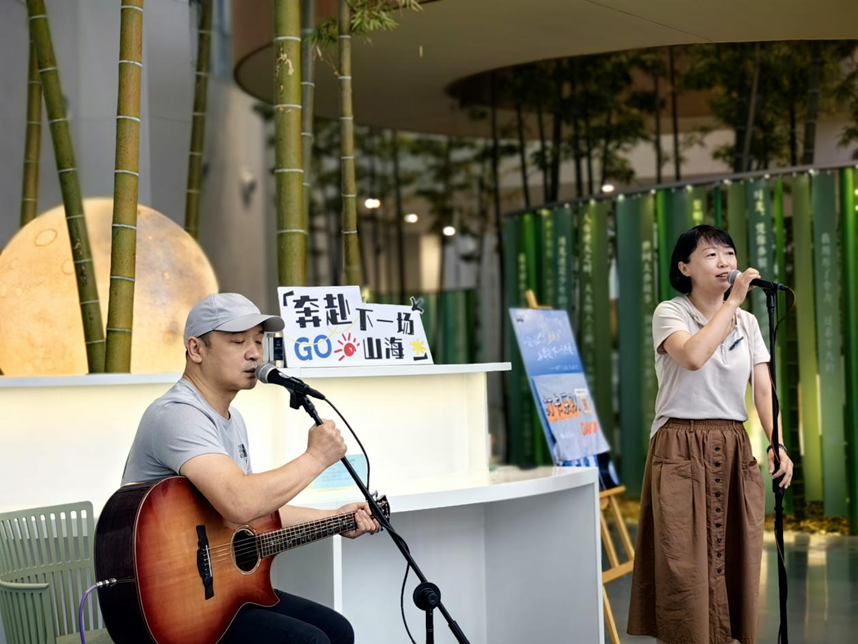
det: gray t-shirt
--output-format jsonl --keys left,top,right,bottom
{"left": 650, "top": 295, "right": 770, "bottom": 437}
{"left": 122, "top": 378, "right": 252, "bottom": 484}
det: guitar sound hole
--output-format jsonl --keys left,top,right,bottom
{"left": 232, "top": 528, "right": 259, "bottom": 572}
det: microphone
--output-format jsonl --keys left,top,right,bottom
{"left": 727, "top": 269, "right": 786, "bottom": 292}
{"left": 255, "top": 363, "right": 326, "bottom": 400}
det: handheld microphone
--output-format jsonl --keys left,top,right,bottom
{"left": 255, "top": 363, "right": 326, "bottom": 400}
{"left": 727, "top": 269, "right": 786, "bottom": 292}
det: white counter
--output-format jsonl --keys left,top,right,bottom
{"left": 0, "top": 364, "right": 603, "bottom": 643}
{"left": 273, "top": 466, "right": 603, "bottom": 644}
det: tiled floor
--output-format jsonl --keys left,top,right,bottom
{"left": 606, "top": 529, "right": 858, "bottom": 643}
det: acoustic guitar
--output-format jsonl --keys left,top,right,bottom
{"left": 95, "top": 476, "right": 389, "bottom": 643}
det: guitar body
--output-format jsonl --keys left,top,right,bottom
{"left": 95, "top": 477, "right": 280, "bottom": 644}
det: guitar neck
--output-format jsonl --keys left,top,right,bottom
{"left": 257, "top": 511, "right": 358, "bottom": 558}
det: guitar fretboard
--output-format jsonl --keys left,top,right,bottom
{"left": 257, "top": 512, "right": 358, "bottom": 558}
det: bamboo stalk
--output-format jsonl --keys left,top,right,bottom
{"left": 183, "top": 0, "right": 212, "bottom": 239}
{"left": 392, "top": 130, "right": 406, "bottom": 303}
{"left": 840, "top": 167, "right": 858, "bottom": 533}
{"left": 742, "top": 43, "right": 762, "bottom": 173}
{"left": 653, "top": 69, "right": 662, "bottom": 184}
{"left": 515, "top": 102, "right": 530, "bottom": 208}
{"left": 105, "top": 0, "right": 145, "bottom": 373}
{"left": 301, "top": 0, "right": 315, "bottom": 276}
{"left": 274, "top": 0, "right": 306, "bottom": 286}
{"left": 802, "top": 42, "right": 822, "bottom": 165}
{"left": 27, "top": 0, "right": 106, "bottom": 373}
{"left": 20, "top": 41, "right": 42, "bottom": 228}
{"left": 668, "top": 46, "right": 681, "bottom": 180}
{"left": 339, "top": 0, "right": 361, "bottom": 286}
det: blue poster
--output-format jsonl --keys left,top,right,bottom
{"left": 509, "top": 308, "right": 611, "bottom": 466}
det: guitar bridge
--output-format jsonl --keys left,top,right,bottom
{"left": 196, "top": 525, "right": 214, "bottom": 600}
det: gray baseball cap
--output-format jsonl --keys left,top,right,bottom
{"left": 183, "top": 293, "right": 284, "bottom": 345}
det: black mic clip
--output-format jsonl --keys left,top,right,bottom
{"left": 285, "top": 376, "right": 323, "bottom": 403}
{"left": 287, "top": 388, "right": 303, "bottom": 412}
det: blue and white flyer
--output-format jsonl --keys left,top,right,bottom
{"left": 509, "top": 308, "right": 611, "bottom": 465}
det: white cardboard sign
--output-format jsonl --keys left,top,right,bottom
{"left": 277, "top": 286, "right": 434, "bottom": 367}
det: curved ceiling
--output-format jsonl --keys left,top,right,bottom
{"left": 232, "top": 0, "right": 858, "bottom": 138}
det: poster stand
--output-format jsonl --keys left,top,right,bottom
{"left": 524, "top": 288, "right": 634, "bottom": 644}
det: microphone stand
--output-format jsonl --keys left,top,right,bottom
{"left": 286, "top": 387, "right": 470, "bottom": 644}
{"left": 765, "top": 288, "right": 789, "bottom": 643}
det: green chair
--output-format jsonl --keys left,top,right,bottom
{"left": 0, "top": 502, "right": 113, "bottom": 644}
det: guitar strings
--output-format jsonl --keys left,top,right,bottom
{"left": 203, "top": 513, "right": 363, "bottom": 563}
{"left": 205, "top": 520, "right": 359, "bottom": 565}
{"left": 205, "top": 503, "right": 387, "bottom": 559}
{"left": 203, "top": 510, "right": 358, "bottom": 556}
{"left": 205, "top": 504, "right": 385, "bottom": 565}
{"left": 206, "top": 519, "right": 357, "bottom": 563}
{"left": 207, "top": 519, "right": 356, "bottom": 562}
{"left": 202, "top": 502, "right": 388, "bottom": 566}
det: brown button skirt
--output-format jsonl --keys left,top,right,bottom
{"left": 627, "top": 418, "right": 765, "bottom": 644}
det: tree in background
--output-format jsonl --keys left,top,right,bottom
{"left": 630, "top": 49, "right": 667, "bottom": 183}
{"left": 840, "top": 87, "right": 858, "bottom": 159}
{"left": 684, "top": 40, "right": 857, "bottom": 170}
{"left": 312, "top": 0, "right": 422, "bottom": 286}
{"left": 578, "top": 51, "right": 647, "bottom": 189}
{"left": 629, "top": 47, "right": 713, "bottom": 178}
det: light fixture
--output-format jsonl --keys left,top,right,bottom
{"left": 404, "top": 213, "right": 419, "bottom": 224}
{"left": 601, "top": 183, "right": 615, "bottom": 194}
{"left": 364, "top": 198, "right": 381, "bottom": 209}
{"left": 442, "top": 225, "right": 456, "bottom": 237}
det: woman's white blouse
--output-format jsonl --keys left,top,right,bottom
{"left": 650, "top": 295, "right": 770, "bottom": 437}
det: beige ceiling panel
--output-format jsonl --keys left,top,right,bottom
{"left": 234, "top": 0, "right": 705, "bottom": 136}
{"left": 590, "top": 0, "right": 858, "bottom": 42}
{"left": 233, "top": 0, "right": 855, "bottom": 137}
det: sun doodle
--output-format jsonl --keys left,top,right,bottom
{"left": 334, "top": 333, "right": 361, "bottom": 362}
{"left": 410, "top": 338, "right": 428, "bottom": 356}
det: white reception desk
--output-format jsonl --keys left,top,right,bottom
{"left": 0, "top": 363, "right": 603, "bottom": 643}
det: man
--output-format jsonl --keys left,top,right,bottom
{"left": 122, "top": 293, "right": 376, "bottom": 644}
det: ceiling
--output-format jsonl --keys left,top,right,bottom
{"left": 232, "top": 0, "right": 858, "bottom": 138}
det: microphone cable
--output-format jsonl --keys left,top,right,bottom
{"left": 324, "top": 397, "right": 418, "bottom": 644}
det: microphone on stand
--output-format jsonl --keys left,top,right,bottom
{"left": 255, "top": 363, "right": 326, "bottom": 400}
{"left": 727, "top": 269, "right": 787, "bottom": 292}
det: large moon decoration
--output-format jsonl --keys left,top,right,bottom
{"left": 0, "top": 198, "right": 219, "bottom": 376}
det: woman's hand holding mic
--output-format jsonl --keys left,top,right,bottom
{"left": 727, "top": 268, "right": 761, "bottom": 306}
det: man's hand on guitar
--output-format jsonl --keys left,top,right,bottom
{"left": 306, "top": 419, "right": 348, "bottom": 469}
{"left": 338, "top": 502, "right": 379, "bottom": 538}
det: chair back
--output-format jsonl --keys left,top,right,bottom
{"left": 0, "top": 502, "right": 105, "bottom": 644}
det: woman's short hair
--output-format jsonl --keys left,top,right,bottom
{"left": 669, "top": 225, "right": 737, "bottom": 294}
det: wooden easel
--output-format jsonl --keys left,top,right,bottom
{"left": 600, "top": 485, "right": 635, "bottom": 643}
{"left": 524, "top": 289, "right": 635, "bottom": 644}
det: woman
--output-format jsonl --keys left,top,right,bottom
{"left": 627, "top": 225, "right": 794, "bottom": 644}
